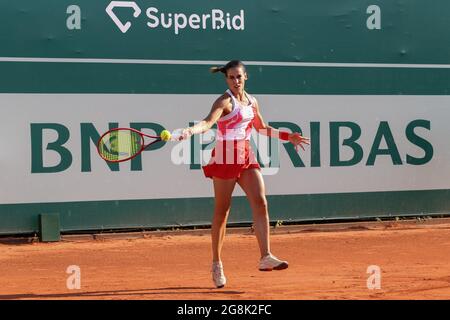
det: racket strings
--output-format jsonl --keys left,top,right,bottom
{"left": 99, "top": 130, "right": 143, "bottom": 161}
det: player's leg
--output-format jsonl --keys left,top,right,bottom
{"left": 211, "top": 177, "right": 236, "bottom": 262}
{"left": 211, "top": 177, "right": 236, "bottom": 287}
{"left": 237, "top": 168, "right": 288, "bottom": 271}
{"left": 237, "top": 168, "right": 270, "bottom": 257}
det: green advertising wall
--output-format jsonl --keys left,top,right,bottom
{"left": 1, "top": 0, "right": 449, "bottom": 235}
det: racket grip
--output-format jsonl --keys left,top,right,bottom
{"left": 170, "top": 128, "right": 185, "bottom": 141}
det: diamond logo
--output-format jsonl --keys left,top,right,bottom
{"left": 106, "top": 1, "right": 142, "bottom": 33}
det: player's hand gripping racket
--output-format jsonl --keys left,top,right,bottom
{"left": 97, "top": 128, "right": 173, "bottom": 162}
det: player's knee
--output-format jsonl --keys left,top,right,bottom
{"left": 252, "top": 197, "right": 268, "bottom": 212}
{"left": 214, "top": 204, "right": 231, "bottom": 218}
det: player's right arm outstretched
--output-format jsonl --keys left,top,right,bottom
{"left": 177, "top": 95, "right": 229, "bottom": 140}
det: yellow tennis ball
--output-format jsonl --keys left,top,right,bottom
{"left": 160, "top": 129, "right": 171, "bottom": 141}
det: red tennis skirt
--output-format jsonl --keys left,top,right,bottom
{"left": 202, "top": 140, "right": 260, "bottom": 179}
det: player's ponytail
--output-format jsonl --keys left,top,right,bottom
{"left": 210, "top": 60, "right": 246, "bottom": 76}
{"left": 210, "top": 66, "right": 226, "bottom": 74}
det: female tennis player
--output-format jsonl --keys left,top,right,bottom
{"left": 177, "top": 60, "right": 310, "bottom": 288}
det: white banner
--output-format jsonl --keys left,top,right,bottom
{"left": 1, "top": 94, "right": 449, "bottom": 204}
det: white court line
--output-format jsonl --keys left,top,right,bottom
{"left": 1, "top": 57, "right": 450, "bottom": 69}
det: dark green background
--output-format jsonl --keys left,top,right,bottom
{"left": 1, "top": 0, "right": 449, "bottom": 63}
{"left": 1, "top": 1, "right": 449, "bottom": 234}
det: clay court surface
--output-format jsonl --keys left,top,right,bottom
{"left": 1, "top": 219, "right": 450, "bottom": 300}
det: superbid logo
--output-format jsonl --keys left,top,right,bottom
{"left": 105, "top": 1, "right": 245, "bottom": 34}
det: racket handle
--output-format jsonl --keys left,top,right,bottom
{"left": 170, "top": 128, "right": 185, "bottom": 141}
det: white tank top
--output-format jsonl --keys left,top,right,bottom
{"left": 216, "top": 89, "right": 256, "bottom": 141}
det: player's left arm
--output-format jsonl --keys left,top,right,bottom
{"left": 252, "top": 98, "right": 310, "bottom": 150}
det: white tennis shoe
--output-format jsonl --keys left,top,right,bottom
{"left": 259, "top": 253, "right": 289, "bottom": 271}
{"left": 212, "top": 261, "right": 227, "bottom": 288}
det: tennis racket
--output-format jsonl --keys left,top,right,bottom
{"left": 97, "top": 127, "right": 172, "bottom": 162}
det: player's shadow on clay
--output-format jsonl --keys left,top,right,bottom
{"left": 0, "top": 287, "right": 244, "bottom": 299}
